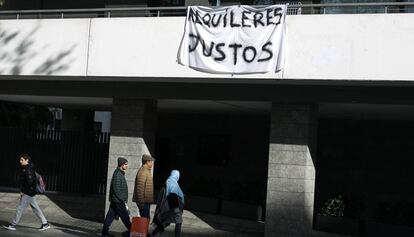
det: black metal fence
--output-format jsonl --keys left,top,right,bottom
{"left": 0, "top": 127, "right": 110, "bottom": 195}
{"left": 1, "top": 2, "right": 414, "bottom": 19}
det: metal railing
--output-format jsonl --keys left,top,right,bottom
{"left": 0, "top": 2, "right": 413, "bottom": 19}
{"left": 0, "top": 128, "right": 111, "bottom": 195}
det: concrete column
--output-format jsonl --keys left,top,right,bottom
{"left": 105, "top": 98, "right": 157, "bottom": 214}
{"left": 265, "top": 103, "right": 318, "bottom": 237}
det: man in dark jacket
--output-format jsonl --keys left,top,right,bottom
{"left": 101, "top": 157, "right": 131, "bottom": 237}
{"left": 2, "top": 153, "right": 50, "bottom": 231}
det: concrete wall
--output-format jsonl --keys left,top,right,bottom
{"left": 1, "top": 14, "right": 414, "bottom": 80}
{"left": 0, "top": 19, "right": 89, "bottom": 76}
{"left": 106, "top": 99, "right": 157, "bottom": 214}
{"left": 266, "top": 104, "right": 318, "bottom": 236}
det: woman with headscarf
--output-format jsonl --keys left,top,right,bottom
{"left": 148, "top": 170, "right": 184, "bottom": 237}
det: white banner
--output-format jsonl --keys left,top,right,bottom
{"left": 177, "top": 5, "right": 287, "bottom": 74}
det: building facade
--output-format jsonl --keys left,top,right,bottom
{"left": 1, "top": 2, "right": 414, "bottom": 236}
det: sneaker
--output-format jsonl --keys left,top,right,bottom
{"left": 2, "top": 224, "right": 16, "bottom": 231}
{"left": 38, "top": 223, "right": 50, "bottom": 231}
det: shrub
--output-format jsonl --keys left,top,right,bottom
{"left": 321, "top": 195, "right": 345, "bottom": 217}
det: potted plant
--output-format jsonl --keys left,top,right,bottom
{"left": 364, "top": 200, "right": 414, "bottom": 236}
{"left": 315, "top": 195, "right": 363, "bottom": 236}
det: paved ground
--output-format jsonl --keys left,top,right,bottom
{"left": 0, "top": 191, "right": 264, "bottom": 237}
{"left": 0, "top": 191, "right": 350, "bottom": 237}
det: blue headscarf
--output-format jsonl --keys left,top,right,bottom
{"left": 166, "top": 170, "right": 184, "bottom": 204}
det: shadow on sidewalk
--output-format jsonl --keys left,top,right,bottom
{"left": 0, "top": 188, "right": 263, "bottom": 236}
{"left": 45, "top": 193, "right": 105, "bottom": 222}
{"left": 188, "top": 211, "right": 264, "bottom": 237}
{"left": 49, "top": 222, "right": 100, "bottom": 237}
{"left": 0, "top": 187, "right": 105, "bottom": 223}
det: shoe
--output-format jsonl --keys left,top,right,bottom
{"left": 38, "top": 223, "right": 50, "bottom": 231}
{"left": 101, "top": 233, "right": 115, "bottom": 237}
{"left": 2, "top": 224, "right": 16, "bottom": 231}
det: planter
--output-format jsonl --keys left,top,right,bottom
{"left": 220, "top": 200, "right": 262, "bottom": 221}
{"left": 365, "top": 221, "right": 414, "bottom": 237}
{"left": 314, "top": 214, "right": 362, "bottom": 236}
{"left": 185, "top": 195, "right": 219, "bottom": 214}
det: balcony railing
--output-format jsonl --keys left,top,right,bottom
{"left": 0, "top": 2, "right": 413, "bottom": 19}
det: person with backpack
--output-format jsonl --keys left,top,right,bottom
{"left": 2, "top": 153, "right": 50, "bottom": 231}
{"left": 148, "top": 170, "right": 184, "bottom": 237}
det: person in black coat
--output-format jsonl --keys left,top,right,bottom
{"left": 101, "top": 157, "right": 132, "bottom": 237}
{"left": 2, "top": 153, "right": 50, "bottom": 231}
{"left": 149, "top": 170, "right": 184, "bottom": 237}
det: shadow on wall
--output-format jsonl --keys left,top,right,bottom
{"left": 315, "top": 119, "right": 414, "bottom": 236}
{"left": 0, "top": 22, "right": 77, "bottom": 75}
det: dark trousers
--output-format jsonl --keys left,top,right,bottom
{"left": 138, "top": 203, "right": 151, "bottom": 219}
{"left": 151, "top": 223, "right": 181, "bottom": 237}
{"left": 102, "top": 202, "right": 131, "bottom": 235}
{"left": 175, "top": 223, "right": 182, "bottom": 237}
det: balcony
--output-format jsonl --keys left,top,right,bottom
{"left": 0, "top": 2, "right": 413, "bottom": 81}
{"left": 0, "top": 2, "right": 414, "bottom": 19}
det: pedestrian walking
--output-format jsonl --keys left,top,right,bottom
{"left": 2, "top": 153, "right": 50, "bottom": 231}
{"left": 133, "top": 154, "right": 155, "bottom": 219}
{"left": 149, "top": 170, "right": 184, "bottom": 237}
{"left": 101, "top": 157, "right": 131, "bottom": 237}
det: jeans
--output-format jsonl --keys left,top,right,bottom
{"left": 12, "top": 194, "right": 47, "bottom": 225}
{"left": 102, "top": 202, "right": 131, "bottom": 235}
{"left": 137, "top": 203, "right": 151, "bottom": 219}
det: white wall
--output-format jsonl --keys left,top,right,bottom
{"left": 1, "top": 14, "right": 414, "bottom": 81}
{"left": 285, "top": 14, "right": 414, "bottom": 81}
{"left": 0, "top": 19, "right": 89, "bottom": 76}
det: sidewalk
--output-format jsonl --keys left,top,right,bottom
{"left": 0, "top": 191, "right": 264, "bottom": 237}
{"left": 0, "top": 191, "right": 350, "bottom": 237}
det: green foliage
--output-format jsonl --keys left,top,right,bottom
{"left": 321, "top": 195, "right": 345, "bottom": 217}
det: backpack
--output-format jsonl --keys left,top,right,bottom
{"left": 35, "top": 172, "right": 46, "bottom": 194}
